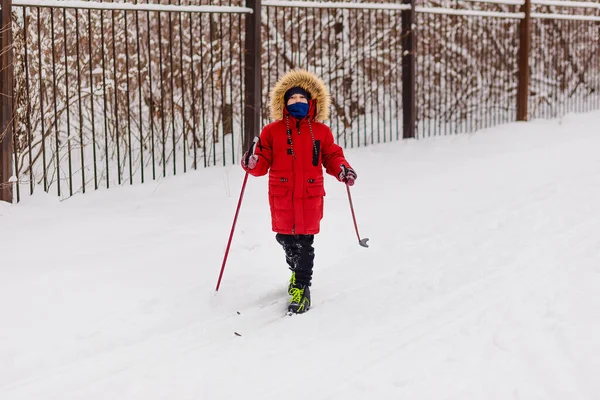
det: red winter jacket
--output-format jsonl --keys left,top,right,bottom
{"left": 243, "top": 70, "right": 353, "bottom": 235}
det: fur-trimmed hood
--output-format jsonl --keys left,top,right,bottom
{"left": 269, "top": 69, "right": 331, "bottom": 122}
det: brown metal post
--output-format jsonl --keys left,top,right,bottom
{"left": 243, "top": 0, "right": 262, "bottom": 152}
{"left": 517, "top": 0, "right": 531, "bottom": 121}
{"left": 401, "top": 0, "right": 416, "bottom": 139}
{"left": 0, "top": 0, "right": 14, "bottom": 202}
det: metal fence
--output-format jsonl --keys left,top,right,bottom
{"left": 530, "top": 17, "right": 600, "bottom": 118}
{"left": 1, "top": 0, "right": 600, "bottom": 203}
{"left": 262, "top": 3, "right": 406, "bottom": 148}
{"left": 416, "top": 11, "right": 520, "bottom": 136}
{"left": 8, "top": 0, "right": 250, "bottom": 200}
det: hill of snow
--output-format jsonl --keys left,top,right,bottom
{"left": 2, "top": 113, "right": 600, "bottom": 399}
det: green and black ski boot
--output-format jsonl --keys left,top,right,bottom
{"left": 288, "top": 283, "right": 311, "bottom": 314}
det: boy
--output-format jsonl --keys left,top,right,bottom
{"left": 242, "top": 69, "right": 357, "bottom": 314}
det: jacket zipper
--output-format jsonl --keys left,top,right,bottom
{"left": 291, "top": 120, "right": 302, "bottom": 234}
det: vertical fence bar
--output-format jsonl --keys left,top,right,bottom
{"left": 374, "top": 11, "right": 381, "bottom": 143}
{"left": 124, "top": 9, "right": 133, "bottom": 185}
{"left": 360, "top": 9, "right": 367, "bottom": 146}
{"left": 266, "top": 5, "right": 271, "bottom": 123}
{"left": 75, "top": 9, "right": 86, "bottom": 193}
{"left": 168, "top": 10, "right": 176, "bottom": 174}
{"left": 333, "top": 8, "right": 340, "bottom": 143}
{"left": 238, "top": 11, "right": 244, "bottom": 156}
{"left": 442, "top": 14, "right": 448, "bottom": 135}
{"left": 146, "top": 9, "right": 156, "bottom": 179}
{"left": 63, "top": 9, "right": 73, "bottom": 196}
{"left": 36, "top": 8, "right": 48, "bottom": 191}
{"left": 138, "top": 9, "right": 147, "bottom": 178}
{"left": 199, "top": 14, "right": 207, "bottom": 168}
{"left": 276, "top": 6, "right": 281, "bottom": 89}
{"left": 228, "top": 1, "right": 234, "bottom": 165}
{"left": 351, "top": 9, "right": 358, "bottom": 148}
{"left": 401, "top": 0, "right": 416, "bottom": 139}
{"left": 23, "top": 7, "right": 33, "bottom": 195}
{"left": 341, "top": 9, "right": 347, "bottom": 147}
{"left": 219, "top": 12, "right": 225, "bottom": 166}
{"left": 50, "top": 10, "right": 61, "bottom": 196}
{"left": 178, "top": 2, "right": 187, "bottom": 172}
{"left": 307, "top": 6, "right": 312, "bottom": 70}
{"left": 100, "top": 10, "right": 110, "bottom": 188}
{"left": 558, "top": 21, "right": 563, "bottom": 118}
{"left": 568, "top": 20, "right": 572, "bottom": 115}
{"left": 462, "top": 17, "right": 468, "bottom": 133}
{"left": 426, "top": 14, "right": 432, "bottom": 136}
{"left": 296, "top": 6, "right": 300, "bottom": 67}
{"left": 378, "top": 10, "right": 385, "bottom": 144}
{"left": 517, "top": 0, "right": 531, "bottom": 121}
{"left": 461, "top": 17, "right": 467, "bottom": 133}
{"left": 387, "top": 10, "right": 393, "bottom": 142}
{"left": 0, "top": 0, "right": 14, "bottom": 202}
{"left": 393, "top": 10, "right": 400, "bottom": 141}
{"left": 11, "top": 53, "right": 17, "bottom": 202}
{"left": 209, "top": 14, "right": 216, "bottom": 166}
{"left": 88, "top": 8, "right": 98, "bottom": 190}
{"left": 592, "top": 20, "right": 600, "bottom": 110}
{"left": 244, "top": 0, "right": 261, "bottom": 151}
{"left": 367, "top": 10, "right": 374, "bottom": 144}
{"left": 189, "top": 9, "right": 197, "bottom": 170}
{"left": 158, "top": 12, "right": 167, "bottom": 176}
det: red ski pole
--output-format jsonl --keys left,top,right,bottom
{"left": 346, "top": 183, "right": 369, "bottom": 248}
{"left": 215, "top": 137, "right": 259, "bottom": 291}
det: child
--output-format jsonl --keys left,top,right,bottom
{"left": 241, "top": 69, "right": 357, "bottom": 314}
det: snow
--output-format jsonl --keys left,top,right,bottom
{"left": 532, "top": 0, "right": 599, "bottom": 9}
{"left": 2, "top": 112, "right": 600, "bottom": 399}
{"left": 458, "top": 0, "right": 524, "bottom": 5}
{"left": 416, "top": 6, "right": 524, "bottom": 18}
{"left": 262, "top": 1, "right": 411, "bottom": 10}
{"left": 262, "top": 1, "right": 527, "bottom": 19}
{"left": 531, "top": 12, "right": 600, "bottom": 21}
{"left": 11, "top": 0, "right": 253, "bottom": 14}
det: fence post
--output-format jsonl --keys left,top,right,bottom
{"left": 517, "top": 0, "right": 531, "bottom": 121}
{"left": 243, "top": 0, "right": 261, "bottom": 152}
{"left": 401, "top": 0, "right": 416, "bottom": 139}
{"left": 0, "top": 0, "right": 14, "bottom": 203}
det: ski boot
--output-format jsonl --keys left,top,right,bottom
{"left": 288, "top": 284, "right": 311, "bottom": 314}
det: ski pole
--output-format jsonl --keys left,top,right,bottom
{"left": 215, "top": 137, "right": 259, "bottom": 291}
{"left": 346, "top": 183, "right": 369, "bottom": 248}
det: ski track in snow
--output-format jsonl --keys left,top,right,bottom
{"left": 1, "top": 113, "right": 600, "bottom": 399}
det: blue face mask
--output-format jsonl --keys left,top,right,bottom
{"left": 286, "top": 102, "right": 309, "bottom": 120}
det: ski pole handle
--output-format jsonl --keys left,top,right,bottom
{"left": 244, "top": 137, "right": 259, "bottom": 166}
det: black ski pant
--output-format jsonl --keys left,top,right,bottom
{"left": 275, "top": 234, "right": 315, "bottom": 286}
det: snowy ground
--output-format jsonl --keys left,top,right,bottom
{"left": 1, "top": 113, "right": 600, "bottom": 400}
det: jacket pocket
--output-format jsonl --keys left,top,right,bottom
{"left": 269, "top": 185, "right": 291, "bottom": 211}
{"left": 305, "top": 186, "right": 325, "bottom": 197}
{"left": 304, "top": 185, "right": 325, "bottom": 210}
